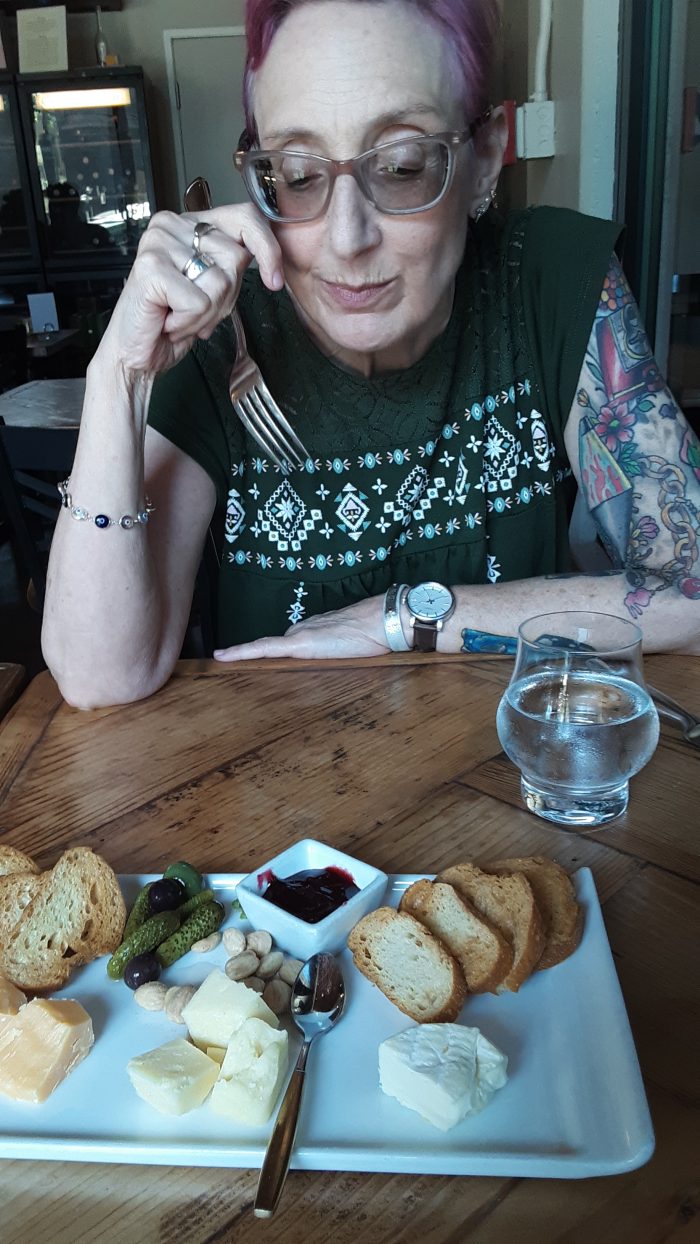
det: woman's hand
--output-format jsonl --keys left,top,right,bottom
{"left": 94, "top": 205, "right": 284, "bottom": 378}
{"left": 213, "top": 595, "right": 391, "bottom": 661}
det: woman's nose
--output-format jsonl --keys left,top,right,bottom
{"left": 324, "top": 173, "right": 382, "bottom": 257}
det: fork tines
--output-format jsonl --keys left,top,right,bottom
{"left": 235, "top": 384, "right": 309, "bottom": 472}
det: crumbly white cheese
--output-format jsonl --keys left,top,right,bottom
{"left": 181, "top": 968, "right": 279, "bottom": 1050}
{"left": 127, "top": 1038, "right": 219, "bottom": 1115}
{"left": 210, "top": 1017, "right": 288, "bottom": 1125}
{"left": 378, "top": 1023, "right": 507, "bottom": 1131}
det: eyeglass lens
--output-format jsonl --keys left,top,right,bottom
{"left": 245, "top": 136, "right": 452, "bottom": 220}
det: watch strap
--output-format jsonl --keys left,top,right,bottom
{"left": 383, "top": 583, "right": 410, "bottom": 652}
{"left": 412, "top": 619, "right": 439, "bottom": 653}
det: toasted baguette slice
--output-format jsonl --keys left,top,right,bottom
{"left": 399, "top": 879, "right": 513, "bottom": 994}
{"left": 484, "top": 857, "right": 583, "bottom": 969}
{"left": 348, "top": 906, "right": 467, "bottom": 1022}
{"left": 437, "top": 862, "right": 545, "bottom": 993}
{"left": 0, "top": 872, "right": 43, "bottom": 939}
{"left": 3, "top": 848, "right": 126, "bottom": 992}
{"left": 0, "top": 846, "right": 39, "bottom": 878}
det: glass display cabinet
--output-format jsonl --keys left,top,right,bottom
{"left": 0, "top": 70, "right": 42, "bottom": 280}
{"left": 16, "top": 65, "right": 155, "bottom": 274}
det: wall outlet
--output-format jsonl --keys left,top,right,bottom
{"left": 515, "top": 100, "right": 556, "bottom": 159}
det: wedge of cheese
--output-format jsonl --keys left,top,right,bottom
{"left": 127, "top": 1038, "right": 219, "bottom": 1116}
{"left": 210, "top": 1017, "right": 288, "bottom": 1125}
{"left": 181, "top": 969, "right": 278, "bottom": 1051}
{"left": 0, "top": 998, "right": 94, "bottom": 1103}
{"left": 0, "top": 975, "right": 26, "bottom": 1017}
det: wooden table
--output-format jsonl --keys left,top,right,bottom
{"left": 0, "top": 655, "right": 698, "bottom": 1244}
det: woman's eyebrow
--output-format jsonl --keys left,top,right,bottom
{"left": 263, "top": 104, "right": 442, "bottom": 148}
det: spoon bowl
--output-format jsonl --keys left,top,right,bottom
{"left": 254, "top": 952, "right": 346, "bottom": 1217}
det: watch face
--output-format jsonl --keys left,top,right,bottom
{"left": 406, "top": 582, "right": 454, "bottom": 622}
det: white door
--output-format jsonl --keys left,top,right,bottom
{"left": 165, "top": 28, "right": 248, "bottom": 210}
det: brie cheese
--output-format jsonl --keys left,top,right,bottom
{"left": 378, "top": 1023, "right": 507, "bottom": 1131}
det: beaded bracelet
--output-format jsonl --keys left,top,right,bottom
{"left": 58, "top": 478, "right": 155, "bottom": 530}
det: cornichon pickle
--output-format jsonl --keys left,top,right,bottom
{"left": 107, "top": 909, "right": 181, "bottom": 980}
{"left": 155, "top": 900, "right": 225, "bottom": 968}
{"left": 162, "top": 861, "right": 203, "bottom": 900}
{"left": 121, "top": 882, "right": 153, "bottom": 942}
{"left": 176, "top": 888, "right": 215, "bottom": 918}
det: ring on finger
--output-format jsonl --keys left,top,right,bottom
{"left": 181, "top": 251, "right": 217, "bottom": 282}
{"left": 193, "top": 220, "right": 217, "bottom": 254}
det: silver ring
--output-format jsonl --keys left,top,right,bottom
{"left": 193, "top": 221, "right": 216, "bottom": 254}
{"left": 181, "top": 252, "right": 216, "bottom": 281}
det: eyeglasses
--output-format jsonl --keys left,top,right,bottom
{"left": 233, "top": 111, "right": 491, "bottom": 223}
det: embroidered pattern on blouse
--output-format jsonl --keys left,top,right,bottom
{"left": 224, "top": 378, "right": 572, "bottom": 590}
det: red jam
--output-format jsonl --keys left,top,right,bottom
{"left": 260, "top": 865, "right": 359, "bottom": 924}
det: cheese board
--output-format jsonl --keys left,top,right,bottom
{"left": 0, "top": 868, "right": 654, "bottom": 1176}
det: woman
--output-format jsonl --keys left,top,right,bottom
{"left": 42, "top": 0, "right": 700, "bottom": 708}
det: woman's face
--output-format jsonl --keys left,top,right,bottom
{"left": 252, "top": 0, "right": 482, "bottom": 375}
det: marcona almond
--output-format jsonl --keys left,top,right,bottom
{"left": 279, "top": 957, "right": 304, "bottom": 985}
{"left": 134, "top": 981, "right": 167, "bottom": 1011}
{"left": 263, "top": 979, "right": 292, "bottom": 1015}
{"left": 224, "top": 950, "right": 259, "bottom": 981}
{"left": 191, "top": 931, "right": 222, "bottom": 953}
{"left": 244, "top": 976, "right": 265, "bottom": 994}
{"left": 164, "top": 984, "right": 197, "bottom": 1023}
{"left": 246, "top": 930, "right": 273, "bottom": 956}
{"left": 257, "top": 950, "right": 284, "bottom": 979}
{"left": 222, "top": 928, "right": 246, "bottom": 957}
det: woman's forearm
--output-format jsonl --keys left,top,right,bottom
{"left": 41, "top": 352, "right": 172, "bottom": 707}
{"left": 441, "top": 573, "right": 700, "bottom": 655}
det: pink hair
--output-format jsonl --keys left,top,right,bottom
{"left": 242, "top": 0, "right": 501, "bottom": 140}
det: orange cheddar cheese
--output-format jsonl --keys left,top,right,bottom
{"left": 0, "top": 975, "right": 26, "bottom": 1017}
{"left": 0, "top": 998, "right": 94, "bottom": 1103}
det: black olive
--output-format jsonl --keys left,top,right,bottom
{"left": 148, "top": 877, "right": 186, "bottom": 913}
{"left": 123, "top": 952, "right": 162, "bottom": 990}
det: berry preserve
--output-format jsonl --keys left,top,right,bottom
{"left": 260, "top": 866, "right": 359, "bottom": 923}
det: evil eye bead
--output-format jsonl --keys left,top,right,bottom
{"left": 119, "top": 514, "right": 136, "bottom": 529}
{"left": 94, "top": 514, "right": 110, "bottom": 529}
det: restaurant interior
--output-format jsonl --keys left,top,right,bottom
{"left": 0, "top": 4, "right": 699, "bottom": 1242}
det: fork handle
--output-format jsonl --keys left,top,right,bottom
{"left": 254, "top": 1041, "right": 310, "bottom": 1218}
{"left": 183, "top": 177, "right": 249, "bottom": 362}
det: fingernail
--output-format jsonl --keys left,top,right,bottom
{"left": 270, "top": 269, "right": 284, "bottom": 291}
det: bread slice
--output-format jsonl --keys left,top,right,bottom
{"left": 0, "top": 846, "right": 39, "bottom": 878}
{"left": 399, "top": 879, "right": 513, "bottom": 994}
{"left": 348, "top": 906, "right": 467, "bottom": 1022}
{"left": 0, "top": 872, "right": 44, "bottom": 945}
{"left": 2, "top": 848, "right": 126, "bottom": 992}
{"left": 484, "top": 857, "right": 583, "bottom": 969}
{"left": 437, "top": 862, "right": 545, "bottom": 993}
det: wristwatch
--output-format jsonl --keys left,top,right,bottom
{"left": 404, "top": 581, "right": 456, "bottom": 652}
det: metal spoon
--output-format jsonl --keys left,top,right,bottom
{"left": 254, "top": 952, "right": 346, "bottom": 1218}
{"left": 647, "top": 683, "right": 700, "bottom": 749}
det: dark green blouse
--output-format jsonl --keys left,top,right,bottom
{"left": 148, "top": 206, "right": 621, "bottom": 646}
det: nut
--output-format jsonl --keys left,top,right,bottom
{"left": 246, "top": 929, "right": 273, "bottom": 957}
{"left": 244, "top": 975, "right": 265, "bottom": 994}
{"left": 263, "top": 979, "right": 292, "bottom": 1015}
{"left": 134, "top": 981, "right": 167, "bottom": 1011}
{"left": 164, "top": 984, "right": 197, "bottom": 1023}
{"left": 191, "top": 931, "right": 222, "bottom": 953}
{"left": 257, "top": 950, "right": 284, "bottom": 979}
{"left": 222, "top": 927, "right": 246, "bottom": 957}
{"left": 224, "top": 950, "right": 260, "bottom": 981}
{"left": 279, "top": 957, "right": 304, "bottom": 985}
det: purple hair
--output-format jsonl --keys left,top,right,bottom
{"left": 242, "top": 0, "right": 501, "bottom": 141}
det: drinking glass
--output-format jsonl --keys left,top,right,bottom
{"left": 496, "top": 611, "right": 660, "bottom": 828}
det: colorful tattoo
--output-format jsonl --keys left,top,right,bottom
{"left": 575, "top": 257, "right": 700, "bottom": 618}
{"left": 461, "top": 629, "right": 516, "bottom": 654}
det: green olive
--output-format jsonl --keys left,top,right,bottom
{"left": 162, "top": 861, "right": 203, "bottom": 900}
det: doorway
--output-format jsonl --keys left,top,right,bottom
{"left": 164, "top": 27, "right": 247, "bottom": 211}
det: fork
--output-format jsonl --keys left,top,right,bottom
{"left": 183, "top": 177, "right": 310, "bottom": 471}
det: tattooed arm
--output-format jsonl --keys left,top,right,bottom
{"left": 216, "top": 256, "right": 700, "bottom": 662}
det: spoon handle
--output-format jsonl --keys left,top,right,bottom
{"left": 254, "top": 1041, "right": 310, "bottom": 1217}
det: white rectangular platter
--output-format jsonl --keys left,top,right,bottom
{"left": 0, "top": 868, "right": 654, "bottom": 1177}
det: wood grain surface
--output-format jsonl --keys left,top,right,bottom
{"left": 0, "top": 655, "right": 698, "bottom": 1244}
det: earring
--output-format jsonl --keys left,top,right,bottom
{"left": 471, "top": 187, "right": 496, "bottom": 222}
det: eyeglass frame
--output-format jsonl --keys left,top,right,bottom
{"left": 233, "top": 108, "right": 493, "bottom": 223}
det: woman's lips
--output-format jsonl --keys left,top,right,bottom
{"left": 321, "top": 279, "right": 395, "bottom": 308}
